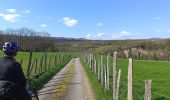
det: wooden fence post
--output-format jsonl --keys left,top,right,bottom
{"left": 128, "top": 58, "right": 133, "bottom": 100}
{"left": 26, "top": 47, "right": 32, "bottom": 77}
{"left": 29, "top": 59, "right": 36, "bottom": 75}
{"left": 48, "top": 56, "right": 52, "bottom": 70}
{"left": 85, "top": 54, "right": 87, "bottom": 63}
{"left": 92, "top": 54, "right": 94, "bottom": 71}
{"left": 83, "top": 53, "right": 86, "bottom": 63}
{"left": 144, "top": 80, "right": 152, "bottom": 100}
{"left": 90, "top": 53, "right": 92, "bottom": 69}
{"left": 104, "top": 65, "right": 107, "bottom": 90}
{"left": 54, "top": 55, "right": 57, "bottom": 65}
{"left": 93, "top": 55, "right": 95, "bottom": 72}
{"left": 113, "top": 52, "right": 117, "bottom": 100}
{"left": 107, "top": 54, "right": 110, "bottom": 91}
{"left": 115, "top": 69, "right": 121, "bottom": 100}
{"left": 94, "top": 60, "right": 97, "bottom": 74}
{"left": 58, "top": 54, "right": 60, "bottom": 65}
{"left": 101, "top": 55, "right": 103, "bottom": 85}
{"left": 88, "top": 54, "right": 90, "bottom": 66}
{"left": 34, "top": 59, "right": 38, "bottom": 74}
{"left": 39, "top": 56, "right": 43, "bottom": 73}
{"left": 44, "top": 51, "right": 47, "bottom": 72}
{"left": 98, "top": 59, "right": 100, "bottom": 80}
{"left": 38, "top": 59, "right": 41, "bottom": 74}
{"left": 60, "top": 54, "right": 63, "bottom": 64}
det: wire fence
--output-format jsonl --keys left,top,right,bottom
{"left": 81, "top": 52, "right": 170, "bottom": 100}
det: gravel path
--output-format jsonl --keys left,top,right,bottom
{"left": 38, "top": 58, "right": 95, "bottom": 100}
{"left": 63, "top": 58, "right": 95, "bottom": 100}
{"left": 38, "top": 58, "right": 75, "bottom": 100}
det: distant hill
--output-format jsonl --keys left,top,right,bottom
{"left": 53, "top": 37, "right": 88, "bottom": 42}
{"left": 149, "top": 37, "right": 162, "bottom": 41}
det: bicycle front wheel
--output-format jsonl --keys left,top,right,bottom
{"left": 26, "top": 84, "right": 39, "bottom": 100}
{"left": 31, "top": 90, "right": 39, "bottom": 100}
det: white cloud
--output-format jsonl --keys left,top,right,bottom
{"left": 62, "top": 17, "right": 78, "bottom": 27}
{"left": 0, "top": 9, "right": 31, "bottom": 22}
{"left": 22, "top": 10, "right": 31, "bottom": 14}
{"left": 86, "top": 32, "right": 105, "bottom": 39}
{"left": 153, "top": 16, "right": 161, "bottom": 20}
{"left": 96, "top": 22, "right": 103, "bottom": 26}
{"left": 97, "top": 32, "right": 105, "bottom": 37}
{"left": 40, "top": 24, "right": 48, "bottom": 28}
{"left": 86, "top": 34, "right": 92, "bottom": 39}
{"left": 0, "top": 13, "right": 21, "bottom": 22}
{"left": 156, "top": 29, "right": 170, "bottom": 33}
{"left": 6, "top": 9, "right": 16, "bottom": 13}
{"left": 120, "top": 30, "right": 131, "bottom": 36}
{"left": 112, "top": 30, "right": 132, "bottom": 39}
{"left": 0, "top": 8, "right": 23, "bottom": 22}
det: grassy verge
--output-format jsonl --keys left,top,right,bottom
{"left": 31, "top": 59, "right": 72, "bottom": 90}
{"left": 52, "top": 64, "right": 74, "bottom": 100}
{"left": 80, "top": 59, "right": 112, "bottom": 100}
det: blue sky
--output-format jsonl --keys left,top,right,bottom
{"left": 0, "top": 0, "right": 170, "bottom": 40}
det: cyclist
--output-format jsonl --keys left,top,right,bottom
{"left": 0, "top": 42, "right": 31, "bottom": 100}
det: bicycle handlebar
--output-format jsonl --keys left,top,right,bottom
{"left": 26, "top": 72, "right": 45, "bottom": 82}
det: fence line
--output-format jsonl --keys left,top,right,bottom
{"left": 80, "top": 52, "right": 168, "bottom": 100}
{"left": 19, "top": 49, "right": 73, "bottom": 78}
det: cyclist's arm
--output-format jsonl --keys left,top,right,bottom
{"left": 15, "top": 62, "right": 27, "bottom": 88}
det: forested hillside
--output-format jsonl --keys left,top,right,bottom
{"left": 55, "top": 39, "right": 170, "bottom": 61}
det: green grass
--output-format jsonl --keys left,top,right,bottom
{"left": 31, "top": 60, "right": 70, "bottom": 90}
{"left": 117, "top": 59, "right": 170, "bottom": 100}
{"left": 82, "top": 54, "right": 170, "bottom": 100}
{"left": 80, "top": 59, "right": 112, "bottom": 100}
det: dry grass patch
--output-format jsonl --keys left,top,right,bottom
{"left": 52, "top": 64, "right": 75, "bottom": 100}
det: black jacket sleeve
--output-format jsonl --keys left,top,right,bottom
{"left": 14, "top": 62, "right": 27, "bottom": 88}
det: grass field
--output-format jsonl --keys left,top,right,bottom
{"left": 118, "top": 58, "right": 170, "bottom": 100}
{"left": 82, "top": 54, "right": 170, "bottom": 100}
{"left": 0, "top": 50, "right": 78, "bottom": 90}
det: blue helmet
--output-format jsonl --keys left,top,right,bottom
{"left": 3, "top": 42, "right": 19, "bottom": 56}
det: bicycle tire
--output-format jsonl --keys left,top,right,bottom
{"left": 26, "top": 84, "right": 39, "bottom": 100}
{"left": 31, "top": 90, "right": 39, "bottom": 100}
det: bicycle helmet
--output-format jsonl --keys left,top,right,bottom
{"left": 3, "top": 41, "right": 19, "bottom": 56}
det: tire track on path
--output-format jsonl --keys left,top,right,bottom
{"left": 38, "top": 58, "right": 95, "bottom": 100}
{"left": 63, "top": 58, "right": 95, "bottom": 100}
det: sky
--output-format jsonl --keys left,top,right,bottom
{"left": 0, "top": 0, "right": 170, "bottom": 40}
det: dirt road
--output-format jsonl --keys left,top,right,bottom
{"left": 38, "top": 58, "right": 95, "bottom": 100}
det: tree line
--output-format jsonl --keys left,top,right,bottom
{"left": 0, "top": 28, "right": 56, "bottom": 52}
{"left": 56, "top": 39, "right": 170, "bottom": 61}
